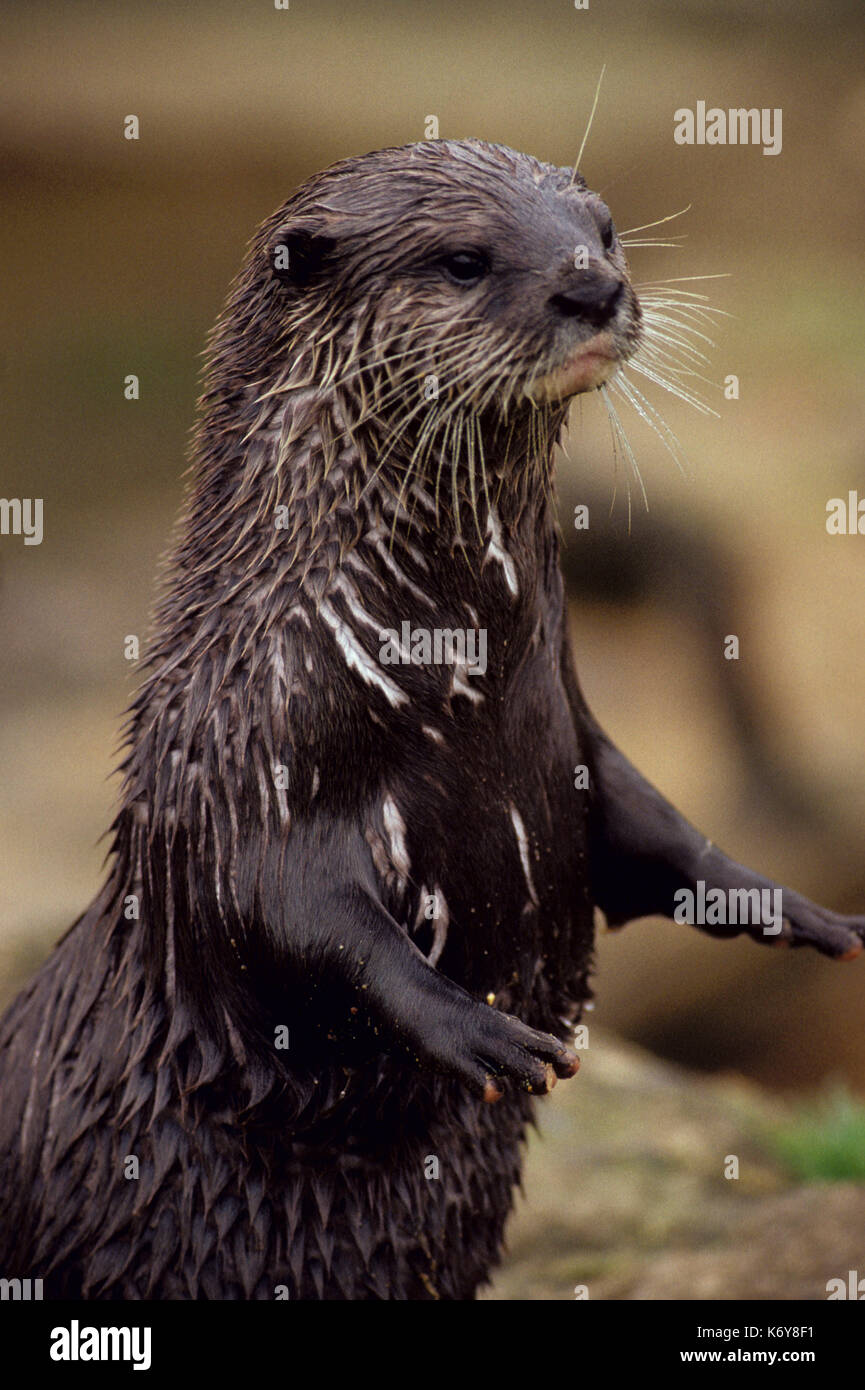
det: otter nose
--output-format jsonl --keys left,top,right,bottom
{"left": 548, "top": 274, "right": 623, "bottom": 329}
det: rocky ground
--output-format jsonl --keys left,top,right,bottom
{"left": 485, "top": 1031, "right": 865, "bottom": 1301}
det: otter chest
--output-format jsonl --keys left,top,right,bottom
{"left": 363, "top": 639, "right": 590, "bottom": 1002}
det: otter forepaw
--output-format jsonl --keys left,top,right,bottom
{"left": 666, "top": 850, "right": 865, "bottom": 961}
{"left": 416, "top": 1002, "right": 580, "bottom": 1101}
{"left": 693, "top": 874, "right": 865, "bottom": 960}
{"left": 763, "top": 893, "right": 865, "bottom": 961}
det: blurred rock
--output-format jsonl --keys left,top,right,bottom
{"left": 621, "top": 1185, "right": 865, "bottom": 1300}
{"left": 485, "top": 1031, "right": 864, "bottom": 1300}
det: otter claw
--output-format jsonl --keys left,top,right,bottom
{"left": 770, "top": 902, "right": 865, "bottom": 960}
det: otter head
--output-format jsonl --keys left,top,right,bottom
{"left": 261, "top": 139, "right": 642, "bottom": 430}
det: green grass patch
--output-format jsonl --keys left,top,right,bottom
{"left": 767, "top": 1088, "right": 865, "bottom": 1183}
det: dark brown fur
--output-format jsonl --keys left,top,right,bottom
{"left": 0, "top": 140, "right": 861, "bottom": 1300}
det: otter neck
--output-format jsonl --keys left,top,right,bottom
{"left": 176, "top": 366, "right": 566, "bottom": 610}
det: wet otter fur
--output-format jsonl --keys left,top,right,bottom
{"left": 1, "top": 139, "right": 862, "bottom": 1301}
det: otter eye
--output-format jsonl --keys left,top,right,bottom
{"left": 439, "top": 251, "right": 490, "bottom": 285}
{"left": 600, "top": 217, "right": 616, "bottom": 251}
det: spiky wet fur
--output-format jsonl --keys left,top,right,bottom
{"left": 0, "top": 139, "right": 706, "bottom": 1299}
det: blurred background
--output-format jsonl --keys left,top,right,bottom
{"left": 2, "top": 0, "right": 864, "bottom": 1297}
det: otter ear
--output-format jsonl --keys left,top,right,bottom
{"left": 269, "top": 222, "right": 336, "bottom": 288}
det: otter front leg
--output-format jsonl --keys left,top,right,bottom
{"left": 586, "top": 722, "right": 865, "bottom": 961}
{"left": 328, "top": 885, "right": 580, "bottom": 1098}
{"left": 262, "top": 825, "right": 579, "bottom": 1099}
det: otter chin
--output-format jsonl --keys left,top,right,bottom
{"left": 1, "top": 137, "right": 862, "bottom": 1303}
{"left": 527, "top": 332, "right": 620, "bottom": 402}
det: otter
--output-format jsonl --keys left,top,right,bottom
{"left": 0, "top": 139, "right": 862, "bottom": 1301}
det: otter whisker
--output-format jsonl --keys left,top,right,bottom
{"left": 279, "top": 327, "right": 483, "bottom": 423}
{"left": 617, "top": 205, "right": 692, "bottom": 237}
{"left": 465, "top": 419, "right": 493, "bottom": 547}
{"left": 323, "top": 324, "right": 488, "bottom": 394}
{"left": 636, "top": 337, "right": 719, "bottom": 392}
{"left": 494, "top": 415, "right": 520, "bottom": 507}
{"left": 637, "top": 350, "right": 711, "bottom": 389}
{"left": 450, "top": 412, "right": 467, "bottom": 542}
{"left": 473, "top": 413, "right": 492, "bottom": 519}
{"left": 627, "top": 358, "right": 720, "bottom": 417}
{"left": 600, "top": 382, "right": 649, "bottom": 519}
{"left": 602, "top": 387, "right": 634, "bottom": 527}
{"left": 326, "top": 336, "right": 488, "bottom": 435}
{"left": 639, "top": 311, "right": 726, "bottom": 340}
{"left": 635, "top": 273, "right": 731, "bottom": 289}
{"left": 609, "top": 373, "right": 690, "bottom": 480}
{"left": 638, "top": 324, "right": 714, "bottom": 372}
{"left": 640, "top": 300, "right": 723, "bottom": 331}
{"left": 377, "top": 354, "right": 490, "bottom": 538}
{"left": 620, "top": 238, "right": 686, "bottom": 249}
{"left": 357, "top": 347, "right": 485, "bottom": 491}
{"left": 638, "top": 306, "right": 723, "bottom": 392}
{"left": 571, "top": 63, "right": 607, "bottom": 185}
{"left": 639, "top": 301, "right": 726, "bottom": 332}
{"left": 386, "top": 403, "right": 442, "bottom": 546}
{"left": 432, "top": 412, "right": 451, "bottom": 523}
